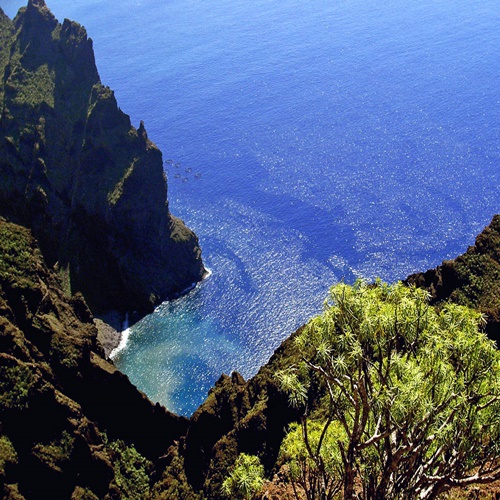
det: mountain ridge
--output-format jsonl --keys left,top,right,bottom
{"left": 0, "top": 0, "right": 205, "bottom": 315}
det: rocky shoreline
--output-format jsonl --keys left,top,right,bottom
{"left": 94, "top": 312, "right": 125, "bottom": 359}
{"left": 96, "top": 268, "right": 212, "bottom": 359}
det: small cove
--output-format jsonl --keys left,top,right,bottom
{"left": 4, "top": 0, "right": 499, "bottom": 415}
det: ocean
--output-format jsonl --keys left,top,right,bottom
{"left": 3, "top": 0, "right": 499, "bottom": 415}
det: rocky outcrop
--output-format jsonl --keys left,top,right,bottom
{"left": 158, "top": 332, "right": 304, "bottom": 498}
{"left": 406, "top": 214, "right": 500, "bottom": 342}
{"left": 161, "top": 215, "right": 500, "bottom": 498}
{"left": 0, "top": 219, "right": 189, "bottom": 498}
{"left": 0, "top": 0, "right": 205, "bottom": 314}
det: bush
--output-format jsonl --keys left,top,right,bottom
{"left": 107, "top": 439, "right": 152, "bottom": 499}
{"left": 222, "top": 453, "right": 265, "bottom": 499}
{"left": 277, "top": 280, "right": 500, "bottom": 500}
{"left": 0, "top": 363, "right": 36, "bottom": 411}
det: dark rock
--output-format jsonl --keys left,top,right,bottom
{"left": 0, "top": 220, "right": 189, "bottom": 497}
{"left": 406, "top": 214, "right": 500, "bottom": 342}
{"left": 0, "top": 2, "right": 205, "bottom": 315}
{"left": 178, "top": 335, "right": 303, "bottom": 497}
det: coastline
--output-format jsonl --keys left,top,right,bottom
{"left": 96, "top": 267, "right": 213, "bottom": 359}
{"left": 94, "top": 310, "right": 128, "bottom": 359}
{"left": 109, "top": 313, "right": 131, "bottom": 360}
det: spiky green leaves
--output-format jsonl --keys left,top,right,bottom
{"left": 222, "top": 453, "right": 265, "bottom": 500}
{"left": 277, "top": 280, "right": 500, "bottom": 500}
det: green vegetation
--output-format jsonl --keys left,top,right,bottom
{"left": 0, "top": 220, "right": 40, "bottom": 287}
{"left": 406, "top": 215, "right": 500, "bottom": 334}
{"left": 108, "top": 158, "right": 138, "bottom": 206}
{"left": 48, "top": 329, "right": 82, "bottom": 370}
{"left": 0, "top": 363, "right": 36, "bottom": 411}
{"left": 32, "top": 430, "right": 75, "bottom": 473}
{"left": 0, "top": 435, "right": 18, "bottom": 479}
{"left": 279, "top": 420, "right": 346, "bottom": 500}
{"left": 107, "top": 439, "right": 152, "bottom": 499}
{"left": 222, "top": 453, "right": 265, "bottom": 499}
{"left": 11, "top": 64, "right": 55, "bottom": 109}
{"left": 277, "top": 280, "right": 500, "bottom": 500}
{"left": 450, "top": 251, "right": 500, "bottom": 322}
{"left": 0, "top": 10, "right": 13, "bottom": 108}
{"left": 70, "top": 486, "right": 100, "bottom": 500}
{"left": 150, "top": 446, "right": 203, "bottom": 500}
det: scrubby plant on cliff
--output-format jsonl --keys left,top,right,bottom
{"left": 107, "top": 439, "right": 152, "bottom": 499}
{"left": 279, "top": 419, "right": 346, "bottom": 500}
{"left": 222, "top": 453, "right": 265, "bottom": 499}
{"left": 32, "top": 430, "right": 75, "bottom": 473}
{"left": 0, "top": 363, "right": 36, "bottom": 411}
{"left": 277, "top": 280, "right": 500, "bottom": 500}
{"left": 0, "top": 435, "right": 18, "bottom": 479}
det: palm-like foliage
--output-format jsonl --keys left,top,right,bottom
{"left": 277, "top": 280, "right": 500, "bottom": 500}
{"left": 222, "top": 453, "right": 265, "bottom": 499}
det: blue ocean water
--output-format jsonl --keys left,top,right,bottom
{"left": 4, "top": 0, "right": 499, "bottom": 415}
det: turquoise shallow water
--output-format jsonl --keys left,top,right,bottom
{"left": 4, "top": 0, "right": 499, "bottom": 415}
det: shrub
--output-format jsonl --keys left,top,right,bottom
{"left": 222, "top": 453, "right": 265, "bottom": 499}
{"left": 277, "top": 280, "right": 500, "bottom": 500}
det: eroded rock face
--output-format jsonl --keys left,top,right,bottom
{"left": 0, "top": 0, "right": 205, "bottom": 314}
{"left": 406, "top": 215, "right": 500, "bottom": 342}
{"left": 0, "top": 219, "right": 189, "bottom": 498}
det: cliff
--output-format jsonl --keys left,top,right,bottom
{"left": 0, "top": 219, "right": 189, "bottom": 499}
{"left": 405, "top": 214, "right": 500, "bottom": 342}
{"left": 0, "top": 0, "right": 205, "bottom": 314}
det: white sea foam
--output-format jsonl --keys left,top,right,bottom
{"left": 109, "top": 271, "right": 212, "bottom": 360}
{"left": 109, "top": 313, "right": 130, "bottom": 360}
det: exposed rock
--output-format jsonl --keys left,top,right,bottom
{"left": 93, "top": 318, "right": 121, "bottom": 358}
{"left": 406, "top": 214, "right": 500, "bottom": 342}
{"left": 0, "top": 219, "right": 188, "bottom": 498}
{"left": 93, "top": 310, "right": 126, "bottom": 359}
{"left": 169, "top": 333, "right": 304, "bottom": 498}
{"left": 0, "top": 1, "right": 205, "bottom": 315}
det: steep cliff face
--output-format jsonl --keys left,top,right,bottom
{"left": 0, "top": 0, "right": 205, "bottom": 314}
{"left": 0, "top": 219, "right": 189, "bottom": 499}
{"left": 406, "top": 214, "right": 500, "bottom": 342}
{"left": 2, "top": 4, "right": 500, "bottom": 499}
{"left": 158, "top": 215, "right": 500, "bottom": 499}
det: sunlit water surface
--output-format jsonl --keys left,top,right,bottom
{"left": 4, "top": 0, "right": 499, "bottom": 415}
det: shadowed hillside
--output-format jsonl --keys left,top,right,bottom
{"left": 0, "top": 0, "right": 205, "bottom": 314}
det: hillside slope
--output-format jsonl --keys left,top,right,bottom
{"left": 0, "top": 219, "right": 189, "bottom": 499}
{"left": 3, "top": 215, "right": 499, "bottom": 499}
{"left": 0, "top": 0, "right": 205, "bottom": 314}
